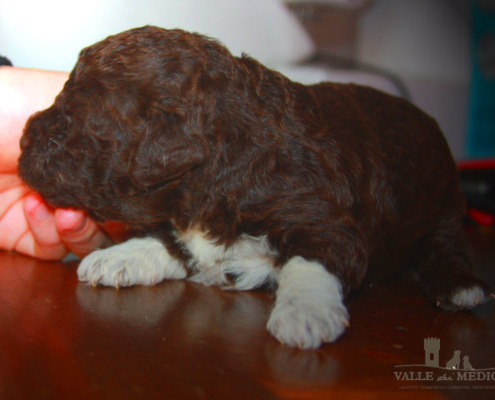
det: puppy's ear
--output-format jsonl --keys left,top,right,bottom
{"left": 128, "top": 113, "right": 208, "bottom": 190}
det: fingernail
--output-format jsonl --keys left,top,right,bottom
{"left": 34, "top": 203, "right": 52, "bottom": 222}
{"left": 57, "top": 209, "right": 88, "bottom": 233}
{"left": 69, "top": 217, "right": 87, "bottom": 234}
{"left": 26, "top": 196, "right": 52, "bottom": 223}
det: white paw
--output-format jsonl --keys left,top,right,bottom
{"left": 267, "top": 256, "right": 349, "bottom": 349}
{"left": 267, "top": 296, "right": 349, "bottom": 349}
{"left": 450, "top": 286, "right": 488, "bottom": 309}
{"left": 77, "top": 237, "right": 187, "bottom": 288}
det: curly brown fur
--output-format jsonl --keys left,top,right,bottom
{"left": 18, "top": 26, "right": 492, "bottom": 348}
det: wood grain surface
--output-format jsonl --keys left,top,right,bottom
{"left": 1, "top": 228, "right": 494, "bottom": 400}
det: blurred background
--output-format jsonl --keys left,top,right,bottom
{"left": 1, "top": 0, "right": 494, "bottom": 161}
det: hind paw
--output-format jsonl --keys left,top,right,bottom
{"left": 428, "top": 273, "right": 493, "bottom": 311}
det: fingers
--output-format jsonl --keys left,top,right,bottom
{"left": 22, "top": 193, "right": 68, "bottom": 260}
{"left": 55, "top": 208, "right": 113, "bottom": 258}
{"left": 23, "top": 192, "right": 113, "bottom": 260}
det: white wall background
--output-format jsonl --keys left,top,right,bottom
{"left": 356, "top": 0, "right": 472, "bottom": 159}
{"left": 0, "top": 0, "right": 313, "bottom": 71}
{"left": 1, "top": 0, "right": 472, "bottom": 158}
{"left": 358, "top": 0, "right": 470, "bottom": 83}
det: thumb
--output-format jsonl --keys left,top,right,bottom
{"left": 55, "top": 208, "right": 112, "bottom": 258}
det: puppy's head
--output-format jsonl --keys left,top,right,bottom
{"left": 18, "top": 26, "right": 232, "bottom": 225}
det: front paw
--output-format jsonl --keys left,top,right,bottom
{"left": 77, "top": 237, "right": 187, "bottom": 288}
{"left": 267, "top": 256, "right": 350, "bottom": 349}
{"left": 78, "top": 248, "right": 133, "bottom": 288}
{"left": 267, "top": 296, "right": 349, "bottom": 349}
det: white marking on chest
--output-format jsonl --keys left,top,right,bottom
{"left": 178, "top": 228, "right": 279, "bottom": 290}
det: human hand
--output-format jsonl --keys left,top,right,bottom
{"left": 0, "top": 175, "right": 115, "bottom": 259}
{"left": 0, "top": 67, "right": 126, "bottom": 260}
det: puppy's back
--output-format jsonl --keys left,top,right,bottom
{"left": 310, "top": 81, "right": 458, "bottom": 208}
{"left": 308, "top": 82, "right": 463, "bottom": 276}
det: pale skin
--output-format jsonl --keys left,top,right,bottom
{"left": 0, "top": 67, "right": 124, "bottom": 260}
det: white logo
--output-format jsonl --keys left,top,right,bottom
{"left": 394, "top": 338, "right": 495, "bottom": 391}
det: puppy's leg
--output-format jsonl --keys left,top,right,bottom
{"left": 266, "top": 212, "right": 366, "bottom": 349}
{"left": 78, "top": 237, "right": 187, "bottom": 288}
{"left": 267, "top": 256, "right": 349, "bottom": 349}
{"left": 418, "top": 213, "right": 492, "bottom": 310}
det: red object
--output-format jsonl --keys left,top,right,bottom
{"left": 458, "top": 159, "right": 495, "bottom": 170}
{"left": 468, "top": 208, "right": 495, "bottom": 227}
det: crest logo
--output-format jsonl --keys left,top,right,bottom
{"left": 394, "top": 338, "right": 495, "bottom": 391}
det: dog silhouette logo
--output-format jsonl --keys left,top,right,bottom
{"left": 394, "top": 337, "right": 495, "bottom": 386}
{"left": 463, "top": 356, "right": 474, "bottom": 371}
{"left": 421, "top": 338, "right": 477, "bottom": 370}
{"left": 446, "top": 350, "right": 461, "bottom": 370}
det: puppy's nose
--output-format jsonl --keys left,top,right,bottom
{"left": 19, "top": 134, "right": 30, "bottom": 151}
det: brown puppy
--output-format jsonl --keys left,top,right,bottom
{"left": 18, "top": 26, "right": 492, "bottom": 349}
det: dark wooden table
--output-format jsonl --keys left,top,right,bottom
{"left": 1, "top": 227, "right": 494, "bottom": 400}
